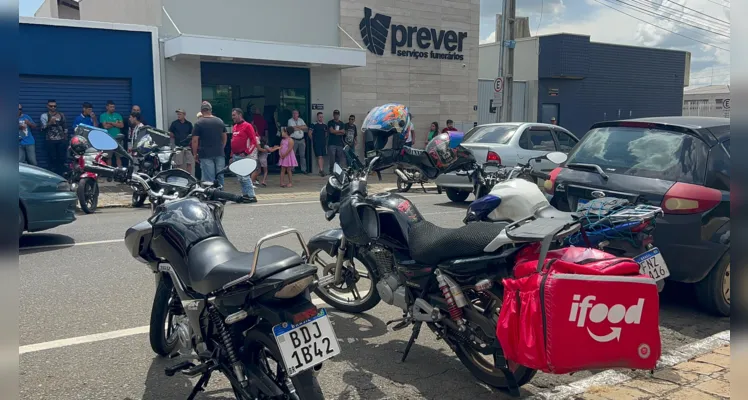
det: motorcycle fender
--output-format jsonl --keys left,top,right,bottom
{"left": 307, "top": 229, "right": 344, "bottom": 257}
{"left": 252, "top": 292, "right": 318, "bottom": 326}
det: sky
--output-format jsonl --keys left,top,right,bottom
{"left": 19, "top": 0, "right": 729, "bottom": 88}
{"left": 480, "top": 0, "right": 730, "bottom": 87}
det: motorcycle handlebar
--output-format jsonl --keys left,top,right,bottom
{"left": 83, "top": 165, "right": 121, "bottom": 179}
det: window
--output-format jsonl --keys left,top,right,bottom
{"left": 566, "top": 126, "right": 708, "bottom": 184}
{"left": 519, "top": 129, "right": 555, "bottom": 151}
{"left": 554, "top": 130, "right": 578, "bottom": 152}
{"left": 462, "top": 125, "right": 518, "bottom": 144}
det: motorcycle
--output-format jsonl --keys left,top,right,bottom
{"left": 306, "top": 145, "right": 598, "bottom": 396}
{"left": 65, "top": 126, "right": 110, "bottom": 214}
{"left": 84, "top": 130, "right": 332, "bottom": 400}
{"left": 129, "top": 128, "right": 185, "bottom": 207}
{"left": 393, "top": 164, "right": 441, "bottom": 194}
{"left": 463, "top": 152, "right": 666, "bottom": 291}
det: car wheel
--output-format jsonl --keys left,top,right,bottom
{"left": 19, "top": 207, "right": 25, "bottom": 239}
{"left": 446, "top": 188, "right": 470, "bottom": 202}
{"left": 695, "top": 251, "right": 730, "bottom": 317}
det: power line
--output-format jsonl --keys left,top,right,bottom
{"left": 661, "top": 0, "right": 731, "bottom": 25}
{"left": 591, "top": 0, "right": 730, "bottom": 52}
{"left": 627, "top": 0, "right": 730, "bottom": 30}
{"left": 610, "top": 0, "right": 730, "bottom": 38}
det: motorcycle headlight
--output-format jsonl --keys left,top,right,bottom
{"left": 56, "top": 181, "right": 71, "bottom": 192}
{"left": 274, "top": 276, "right": 314, "bottom": 299}
{"left": 158, "top": 152, "right": 172, "bottom": 163}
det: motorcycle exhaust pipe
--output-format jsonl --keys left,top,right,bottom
{"left": 394, "top": 169, "right": 409, "bottom": 182}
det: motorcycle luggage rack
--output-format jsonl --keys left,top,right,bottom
{"left": 221, "top": 228, "right": 310, "bottom": 290}
{"left": 504, "top": 215, "right": 582, "bottom": 273}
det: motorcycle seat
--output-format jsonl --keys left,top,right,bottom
{"left": 408, "top": 220, "right": 509, "bottom": 265}
{"left": 187, "top": 236, "right": 304, "bottom": 295}
{"left": 534, "top": 205, "right": 575, "bottom": 221}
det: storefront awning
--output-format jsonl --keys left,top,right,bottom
{"left": 163, "top": 34, "right": 366, "bottom": 68}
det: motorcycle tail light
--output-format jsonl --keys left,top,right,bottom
{"left": 486, "top": 151, "right": 501, "bottom": 164}
{"left": 292, "top": 305, "right": 319, "bottom": 324}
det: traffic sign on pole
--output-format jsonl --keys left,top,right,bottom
{"left": 493, "top": 77, "right": 504, "bottom": 99}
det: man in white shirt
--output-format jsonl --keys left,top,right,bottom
{"left": 287, "top": 109, "right": 308, "bottom": 174}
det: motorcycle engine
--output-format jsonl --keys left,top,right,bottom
{"left": 370, "top": 246, "right": 408, "bottom": 311}
{"left": 172, "top": 315, "right": 195, "bottom": 353}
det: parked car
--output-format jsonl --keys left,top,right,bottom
{"left": 435, "top": 122, "right": 579, "bottom": 202}
{"left": 547, "top": 117, "right": 730, "bottom": 316}
{"left": 19, "top": 163, "right": 78, "bottom": 237}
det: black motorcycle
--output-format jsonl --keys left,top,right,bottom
{"left": 393, "top": 164, "right": 441, "bottom": 194}
{"left": 84, "top": 130, "right": 332, "bottom": 400}
{"left": 130, "top": 128, "right": 190, "bottom": 207}
{"left": 306, "top": 145, "right": 584, "bottom": 396}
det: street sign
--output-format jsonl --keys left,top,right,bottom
{"left": 493, "top": 77, "right": 504, "bottom": 93}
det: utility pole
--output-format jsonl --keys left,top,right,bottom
{"left": 497, "top": 0, "right": 515, "bottom": 123}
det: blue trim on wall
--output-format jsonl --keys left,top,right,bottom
{"left": 537, "top": 34, "right": 687, "bottom": 138}
{"left": 19, "top": 23, "right": 156, "bottom": 126}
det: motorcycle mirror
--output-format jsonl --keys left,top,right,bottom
{"left": 228, "top": 158, "right": 257, "bottom": 177}
{"left": 88, "top": 130, "right": 118, "bottom": 151}
{"left": 546, "top": 152, "right": 568, "bottom": 165}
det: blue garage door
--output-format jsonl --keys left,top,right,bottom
{"left": 19, "top": 75, "right": 132, "bottom": 170}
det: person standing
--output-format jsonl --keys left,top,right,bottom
{"left": 404, "top": 113, "right": 414, "bottom": 147}
{"left": 252, "top": 106, "right": 268, "bottom": 142}
{"left": 72, "top": 102, "right": 98, "bottom": 131}
{"left": 19, "top": 104, "right": 37, "bottom": 165}
{"left": 327, "top": 110, "right": 346, "bottom": 173}
{"left": 230, "top": 108, "right": 259, "bottom": 203}
{"left": 426, "top": 121, "right": 440, "bottom": 145}
{"left": 278, "top": 127, "right": 298, "bottom": 187}
{"left": 309, "top": 112, "right": 328, "bottom": 176}
{"left": 550, "top": 117, "right": 558, "bottom": 125}
{"left": 100, "top": 100, "right": 125, "bottom": 166}
{"left": 40, "top": 99, "right": 68, "bottom": 175}
{"left": 287, "top": 109, "right": 308, "bottom": 174}
{"left": 441, "top": 119, "right": 458, "bottom": 133}
{"left": 192, "top": 101, "right": 228, "bottom": 186}
{"left": 344, "top": 114, "right": 358, "bottom": 149}
{"left": 169, "top": 109, "right": 195, "bottom": 175}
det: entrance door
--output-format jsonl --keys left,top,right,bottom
{"left": 541, "top": 103, "right": 560, "bottom": 124}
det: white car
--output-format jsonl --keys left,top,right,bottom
{"left": 435, "top": 122, "right": 579, "bottom": 202}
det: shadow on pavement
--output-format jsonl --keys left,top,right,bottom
{"left": 142, "top": 355, "right": 236, "bottom": 400}
{"left": 657, "top": 282, "right": 730, "bottom": 340}
{"left": 19, "top": 233, "right": 75, "bottom": 254}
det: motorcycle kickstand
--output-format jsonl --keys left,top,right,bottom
{"left": 401, "top": 321, "right": 422, "bottom": 362}
{"left": 493, "top": 352, "right": 520, "bottom": 398}
{"left": 186, "top": 370, "right": 212, "bottom": 400}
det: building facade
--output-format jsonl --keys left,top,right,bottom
{"left": 19, "top": 17, "right": 160, "bottom": 170}
{"left": 37, "top": 0, "right": 480, "bottom": 164}
{"left": 479, "top": 33, "right": 691, "bottom": 138}
{"left": 683, "top": 85, "right": 731, "bottom": 118}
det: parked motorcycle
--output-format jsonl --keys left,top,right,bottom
{"left": 84, "top": 130, "right": 331, "bottom": 400}
{"left": 65, "top": 131, "right": 106, "bottom": 214}
{"left": 129, "top": 128, "right": 184, "bottom": 207}
{"left": 463, "top": 152, "right": 666, "bottom": 291}
{"left": 394, "top": 164, "right": 441, "bottom": 194}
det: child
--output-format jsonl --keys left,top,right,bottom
{"left": 278, "top": 126, "right": 298, "bottom": 187}
{"left": 257, "top": 136, "right": 278, "bottom": 187}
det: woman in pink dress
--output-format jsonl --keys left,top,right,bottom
{"left": 278, "top": 126, "right": 298, "bottom": 187}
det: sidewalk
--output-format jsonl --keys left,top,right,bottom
{"left": 531, "top": 330, "right": 730, "bottom": 400}
{"left": 94, "top": 169, "right": 420, "bottom": 208}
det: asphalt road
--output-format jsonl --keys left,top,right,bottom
{"left": 19, "top": 193, "right": 729, "bottom": 399}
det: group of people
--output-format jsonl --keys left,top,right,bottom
{"left": 18, "top": 100, "right": 147, "bottom": 176}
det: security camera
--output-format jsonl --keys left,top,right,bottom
{"left": 462, "top": 63, "right": 466, "bottom": 68}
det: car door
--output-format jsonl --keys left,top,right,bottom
{"left": 516, "top": 126, "right": 557, "bottom": 172}
{"left": 552, "top": 128, "right": 579, "bottom": 154}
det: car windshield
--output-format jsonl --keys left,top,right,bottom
{"left": 566, "top": 126, "right": 707, "bottom": 184}
{"left": 462, "top": 125, "right": 517, "bottom": 145}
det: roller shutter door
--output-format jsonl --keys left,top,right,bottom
{"left": 19, "top": 76, "right": 131, "bottom": 170}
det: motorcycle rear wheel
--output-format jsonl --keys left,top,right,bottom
{"left": 396, "top": 176, "right": 412, "bottom": 193}
{"left": 77, "top": 178, "right": 98, "bottom": 214}
{"left": 243, "top": 326, "right": 324, "bottom": 400}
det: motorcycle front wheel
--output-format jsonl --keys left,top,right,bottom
{"left": 243, "top": 326, "right": 324, "bottom": 400}
{"left": 309, "top": 249, "right": 381, "bottom": 314}
{"left": 77, "top": 178, "right": 98, "bottom": 214}
{"left": 149, "top": 278, "right": 182, "bottom": 356}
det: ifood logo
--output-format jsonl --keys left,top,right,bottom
{"left": 568, "top": 295, "right": 645, "bottom": 343}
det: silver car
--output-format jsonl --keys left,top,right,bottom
{"left": 435, "top": 122, "right": 579, "bottom": 202}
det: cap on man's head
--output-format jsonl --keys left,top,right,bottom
{"left": 176, "top": 108, "right": 185, "bottom": 113}
{"left": 200, "top": 101, "right": 212, "bottom": 111}
{"left": 333, "top": 110, "right": 340, "bottom": 115}
{"left": 550, "top": 117, "right": 557, "bottom": 121}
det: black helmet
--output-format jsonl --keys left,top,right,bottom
{"left": 70, "top": 135, "right": 90, "bottom": 156}
{"left": 425, "top": 133, "right": 476, "bottom": 173}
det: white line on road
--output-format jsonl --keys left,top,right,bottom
{"left": 19, "top": 297, "right": 328, "bottom": 355}
{"left": 245, "top": 193, "right": 434, "bottom": 208}
{"left": 19, "top": 239, "right": 125, "bottom": 251}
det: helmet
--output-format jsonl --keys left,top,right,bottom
{"left": 136, "top": 133, "right": 156, "bottom": 155}
{"left": 70, "top": 135, "right": 90, "bottom": 156}
{"left": 361, "top": 103, "right": 410, "bottom": 141}
{"left": 425, "top": 133, "right": 477, "bottom": 173}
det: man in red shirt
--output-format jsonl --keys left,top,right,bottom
{"left": 441, "top": 119, "right": 459, "bottom": 133}
{"left": 231, "top": 108, "right": 258, "bottom": 203}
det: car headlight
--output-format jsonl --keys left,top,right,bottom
{"left": 274, "top": 276, "right": 314, "bottom": 299}
{"left": 57, "top": 181, "right": 71, "bottom": 192}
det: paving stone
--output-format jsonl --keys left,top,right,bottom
{"left": 652, "top": 369, "right": 701, "bottom": 385}
{"left": 573, "top": 394, "right": 610, "bottom": 400}
{"left": 712, "top": 345, "right": 730, "bottom": 356}
{"left": 694, "top": 379, "right": 730, "bottom": 398}
{"left": 694, "top": 353, "right": 730, "bottom": 369}
{"left": 673, "top": 361, "right": 724, "bottom": 375}
{"left": 664, "top": 387, "right": 720, "bottom": 400}
{"left": 623, "top": 378, "right": 678, "bottom": 395}
{"left": 585, "top": 385, "right": 650, "bottom": 400}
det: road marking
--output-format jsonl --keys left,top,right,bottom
{"left": 19, "top": 297, "right": 329, "bottom": 355}
{"left": 245, "top": 193, "right": 434, "bottom": 208}
{"left": 19, "top": 239, "right": 125, "bottom": 251}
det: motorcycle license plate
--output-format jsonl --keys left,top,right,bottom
{"left": 272, "top": 308, "right": 340, "bottom": 377}
{"left": 634, "top": 247, "right": 670, "bottom": 282}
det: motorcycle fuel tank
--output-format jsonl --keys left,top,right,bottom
{"left": 486, "top": 179, "right": 550, "bottom": 222}
{"left": 366, "top": 192, "right": 423, "bottom": 249}
{"left": 149, "top": 197, "right": 226, "bottom": 257}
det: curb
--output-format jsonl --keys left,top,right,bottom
{"left": 528, "top": 330, "right": 731, "bottom": 400}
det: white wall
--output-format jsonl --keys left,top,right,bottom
{"left": 479, "top": 43, "right": 499, "bottom": 80}
{"left": 58, "top": 4, "right": 80, "bottom": 19}
{"left": 160, "top": 0, "right": 340, "bottom": 46}
{"left": 479, "top": 37, "right": 538, "bottom": 81}
{"left": 80, "top": 0, "right": 163, "bottom": 26}
{"left": 34, "top": 0, "right": 56, "bottom": 17}
{"left": 310, "top": 68, "right": 342, "bottom": 118}
{"left": 163, "top": 57, "right": 202, "bottom": 128}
